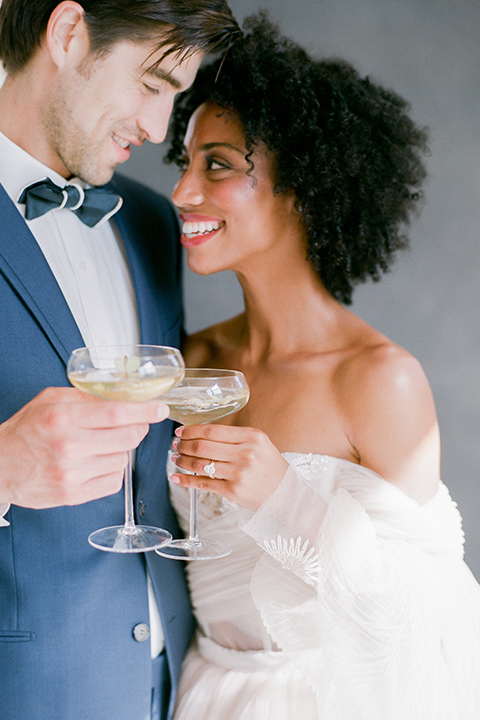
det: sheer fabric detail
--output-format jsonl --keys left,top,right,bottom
{"left": 170, "top": 453, "right": 480, "bottom": 719}
{"left": 262, "top": 535, "right": 319, "bottom": 586}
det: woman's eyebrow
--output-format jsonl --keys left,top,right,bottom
{"left": 200, "top": 142, "right": 244, "bottom": 155}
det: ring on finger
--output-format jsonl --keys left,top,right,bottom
{"left": 203, "top": 460, "right": 216, "bottom": 478}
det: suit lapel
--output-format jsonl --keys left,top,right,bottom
{"left": 0, "top": 184, "right": 84, "bottom": 363}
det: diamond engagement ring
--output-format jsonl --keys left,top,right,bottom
{"left": 203, "top": 461, "right": 216, "bottom": 478}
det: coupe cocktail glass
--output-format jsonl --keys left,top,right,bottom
{"left": 67, "top": 344, "right": 184, "bottom": 553}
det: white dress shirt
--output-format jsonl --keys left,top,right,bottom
{"left": 0, "top": 130, "right": 164, "bottom": 656}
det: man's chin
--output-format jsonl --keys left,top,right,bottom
{"left": 75, "top": 166, "right": 117, "bottom": 188}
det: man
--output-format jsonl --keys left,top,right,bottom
{"left": 0, "top": 2, "right": 238, "bottom": 718}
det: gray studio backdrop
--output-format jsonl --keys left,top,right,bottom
{"left": 124, "top": 0, "right": 480, "bottom": 577}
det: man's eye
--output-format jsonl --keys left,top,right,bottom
{"left": 143, "top": 84, "right": 160, "bottom": 95}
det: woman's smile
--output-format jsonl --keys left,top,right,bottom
{"left": 180, "top": 213, "right": 225, "bottom": 247}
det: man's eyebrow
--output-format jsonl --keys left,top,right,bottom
{"left": 145, "top": 66, "right": 182, "bottom": 90}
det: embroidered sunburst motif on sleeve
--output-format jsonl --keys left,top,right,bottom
{"left": 263, "top": 536, "right": 319, "bottom": 587}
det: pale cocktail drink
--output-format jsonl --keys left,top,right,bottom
{"left": 164, "top": 386, "right": 249, "bottom": 425}
{"left": 68, "top": 367, "right": 184, "bottom": 402}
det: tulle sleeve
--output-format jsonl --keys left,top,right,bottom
{"left": 236, "top": 456, "right": 480, "bottom": 719}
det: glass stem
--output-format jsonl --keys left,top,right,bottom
{"left": 188, "top": 489, "right": 200, "bottom": 543}
{"left": 124, "top": 451, "right": 136, "bottom": 533}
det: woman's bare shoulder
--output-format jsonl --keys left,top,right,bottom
{"left": 339, "top": 330, "right": 432, "bottom": 407}
{"left": 337, "top": 330, "right": 440, "bottom": 502}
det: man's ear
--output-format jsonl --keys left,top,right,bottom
{"left": 45, "top": 1, "right": 90, "bottom": 69}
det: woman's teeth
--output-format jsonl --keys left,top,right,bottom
{"left": 183, "top": 221, "right": 222, "bottom": 239}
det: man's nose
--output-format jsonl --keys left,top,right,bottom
{"left": 138, "top": 95, "right": 175, "bottom": 145}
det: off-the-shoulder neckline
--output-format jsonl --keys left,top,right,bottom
{"left": 281, "top": 451, "right": 443, "bottom": 508}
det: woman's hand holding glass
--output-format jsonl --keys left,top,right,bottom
{"left": 170, "top": 424, "right": 289, "bottom": 512}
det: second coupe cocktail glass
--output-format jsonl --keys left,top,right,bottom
{"left": 156, "top": 368, "right": 249, "bottom": 561}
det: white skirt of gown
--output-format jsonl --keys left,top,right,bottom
{"left": 169, "top": 453, "right": 480, "bottom": 720}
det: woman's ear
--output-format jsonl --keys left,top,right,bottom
{"left": 45, "top": 1, "right": 90, "bottom": 69}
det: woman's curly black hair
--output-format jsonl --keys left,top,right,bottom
{"left": 165, "top": 13, "right": 429, "bottom": 304}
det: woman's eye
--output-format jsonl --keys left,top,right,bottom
{"left": 207, "top": 157, "right": 230, "bottom": 171}
{"left": 176, "top": 157, "right": 189, "bottom": 174}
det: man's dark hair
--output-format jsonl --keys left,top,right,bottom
{"left": 0, "top": 0, "right": 240, "bottom": 74}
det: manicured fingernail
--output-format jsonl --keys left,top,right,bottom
{"left": 175, "top": 426, "right": 184, "bottom": 437}
{"left": 171, "top": 438, "right": 179, "bottom": 450}
{"left": 170, "top": 474, "right": 181, "bottom": 484}
{"left": 171, "top": 453, "right": 180, "bottom": 464}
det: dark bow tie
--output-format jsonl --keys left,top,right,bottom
{"left": 18, "top": 177, "right": 123, "bottom": 228}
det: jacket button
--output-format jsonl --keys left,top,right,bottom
{"left": 132, "top": 623, "right": 150, "bottom": 643}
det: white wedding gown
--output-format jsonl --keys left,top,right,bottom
{"left": 170, "top": 453, "right": 480, "bottom": 719}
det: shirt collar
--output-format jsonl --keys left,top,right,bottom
{"left": 0, "top": 130, "right": 84, "bottom": 205}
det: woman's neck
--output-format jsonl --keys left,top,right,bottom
{"left": 233, "top": 256, "right": 347, "bottom": 364}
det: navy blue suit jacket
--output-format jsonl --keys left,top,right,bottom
{"left": 0, "top": 174, "right": 194, "bottom": 720}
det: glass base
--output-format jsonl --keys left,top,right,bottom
{"left": 88, "top": 525, "right": 172, "bottom": 553}
{"left": 155, "top": 538, "right": 232, "bottom": 561}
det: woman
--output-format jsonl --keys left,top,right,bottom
{"left": 165, "top": 14, "right": 480, "bottom": 719}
